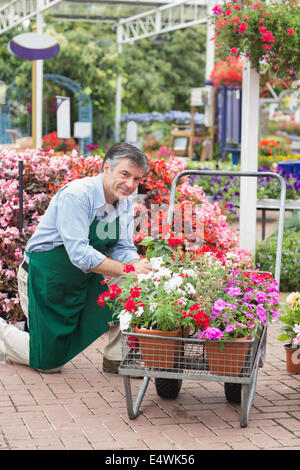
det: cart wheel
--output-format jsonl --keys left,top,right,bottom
{"left": 224, "top": 382, "right": 242, "bottom": 403}
{"left": 155, "top": 378, "right": 182, "bottom": 399}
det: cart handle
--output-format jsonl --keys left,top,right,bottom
{"left": 167, "top": 170, "right": 286, "bottom": 286}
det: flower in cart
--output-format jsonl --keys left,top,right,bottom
{"left": 196, "top": 269, "right": 280, "bottom": 340}
{"left": 97, "top": 234, "right": 280, "bottom": 341}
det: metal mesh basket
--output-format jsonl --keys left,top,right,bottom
{"left": 120, "top": 329, "right": 261, "bottom": 380}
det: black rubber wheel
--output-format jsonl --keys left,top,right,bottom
{"left": 155, "top": 377, "right": 182, "bottom": 399}
{"left": 224, "top": 382, "right": 242, "bottom": 403}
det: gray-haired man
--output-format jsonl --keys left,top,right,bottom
{"left": 0, "top": 142, "right": 152, "bottom": 373}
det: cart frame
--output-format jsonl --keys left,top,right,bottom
{"left": 119, "top": 170, "right": 286, "bottom": 427}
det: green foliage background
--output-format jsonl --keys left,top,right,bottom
{"left": 0, "top": 17, "right": 206, "bottom": 145}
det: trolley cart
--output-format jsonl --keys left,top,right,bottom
{"left": 119, "top": 170, "right": 286, "bottom": 428}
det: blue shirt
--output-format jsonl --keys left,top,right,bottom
{"left": 25, "top": 173, "right": 139, "bottom": 272}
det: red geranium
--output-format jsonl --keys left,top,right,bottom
{"left": 123, "top": 264, "right": 135, "bottom": 273}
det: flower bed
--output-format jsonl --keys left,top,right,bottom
{"left": 190, "top": 162, "right": 300, "bottom": 202}
{"left": 0, "top": 148, "right": 103, "bottom": 321}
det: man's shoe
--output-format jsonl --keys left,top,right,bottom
{"left": 103, "top": 357, "right": 121, "bottom": 374}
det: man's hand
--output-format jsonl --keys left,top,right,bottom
{"left": 131, "top": 258, "right": 153, "bottom": 275}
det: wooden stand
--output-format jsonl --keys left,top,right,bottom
{"left": 171, "top": 88, "right": 216, "bottom": 161}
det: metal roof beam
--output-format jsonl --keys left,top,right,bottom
{"left": 0, "top": 0, "right": 65, "bottom": 34}
{"left": 118, "top": 0, "right": 208, "bottom": 44}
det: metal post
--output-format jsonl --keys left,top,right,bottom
{"left": 221, "top": 86, "right": 227, "bottom": 161}
{"left": 35, "top": 0, "right": 44, "bottom": 149}
{"left": 239, "top": 59, "right": 260, "bottom": 255}
{"left": 204, "top": 0, "right": 215, "bottom": 128}
{"left": 114, "top": 21, "right": 123, "bottom": 142}
{"left": 18, "top": 160, "right": 24, "bottom": 233}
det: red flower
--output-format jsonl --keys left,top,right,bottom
{"left": 123, "top": 299, "right": 138, "bottom": 312}
{"left": 97, "top": 291, "right": 110, "bottom": 307}
{"left": 123, "top": 264, "right": 135, "bottom": 273}
{"left": 129, "top": 285, "right": 142, "bottom": 298}
{"left": 287, "top": 28, "right": 295, "bottom": 35}
{"left": 238, "top": 22, "right": 248, "bottom": 33}
{"left": 108, "top": 284, "right": 122, "bottom": 300}
{"left": 230, "top": 47, "right": 238, "bottom": 55}
{"left": 167, "top": 236, "right": 182, "bottom": 249}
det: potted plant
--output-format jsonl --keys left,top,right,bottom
{"left": 211, "top": 0, "right": 300, "bottom": 80}
{"left": 98, "top": 234, "right": 280, "bottom": 372}
{"left": 98, "top": 235, "right": 212, "bottom": 368}
{"left": 277, "top": 292, "right": 300, "bottom": 374}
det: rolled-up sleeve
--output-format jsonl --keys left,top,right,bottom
{"left": 56, "top": 192, "right": 105, "bottom": 272}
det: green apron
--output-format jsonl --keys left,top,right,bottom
{"left": 26, "top": 216, "right": 120, "bottom": 370}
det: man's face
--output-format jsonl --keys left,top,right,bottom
{"left": 102, "top": 158, "right": 145, "bottom": 204}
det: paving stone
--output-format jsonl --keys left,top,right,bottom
{"left": 1, "top": 320, "right": 300, "bottom": 450}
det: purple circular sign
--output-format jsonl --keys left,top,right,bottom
{"left": 9, "top": 33, "right": 60, "bottom": 60}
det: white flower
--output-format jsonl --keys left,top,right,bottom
{"left": 135, "top": 306, "right": 144, "bottom": 318}
{"left": 286, "top": 292, "right": 300, "bottom": 306}
{"left": 293, "top": 324, "right": 300, "bottom": 334}
{"left": 185, "top": 283, "right": 196, "bottom": 295}
{"left": 137, "top": 271, "right": 154, "bottom": 282}
{"left": 118, "top": 310, "right": 132, "bottom": 331}
{"left": 163, "top": 274, "right": 183, "bottom": 294}
{"left": 155, "top": 267, "right": 172, "bottom": 278}
{"left": 150, "top": 256, "right": 164, "bottom": 270}
{"left": 149, "top": 303, "right": 157, "bottom": 312}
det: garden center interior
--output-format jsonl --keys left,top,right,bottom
{"left": 0, "top": 0, "right": 300, "bottom": 451}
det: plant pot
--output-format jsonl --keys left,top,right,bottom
{"left": 285, "top": 344, "right": 300, "bottom": 374}
{"left": 135, "top": 326, "right": 182, "bottom": 369}
{"left": 205, "top": 337, "right": 250, "bottom": 377}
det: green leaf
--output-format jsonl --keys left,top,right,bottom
{"left": 139, "top": 236, "right": 155, "bottom": 247}
{"left": 277, "top": 333, "right": 290, "bottom": 342}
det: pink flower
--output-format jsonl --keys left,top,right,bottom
{"left": 212, "top": 5, "right": 222, "bottom": 15}
{"left": 225, "top": 324, "right": 236, "bottom": 333}
{"left": 230, "top": 47, "right": 238, "bottom": 55}
{"left": 238, "top": 22, "right": 248, "bottom": 33}
{"left": 198, "top": 327, "right": 224, "bottom": 340}
{"left": 287, "top": 28, "right": 295, "bottom": 35}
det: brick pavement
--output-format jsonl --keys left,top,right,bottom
{"left": 1, "top": 312, "right": 300, "bottom": 451}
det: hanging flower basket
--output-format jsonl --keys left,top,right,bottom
{"left": 211, "top": 0, "right": 300, "bottom": 79}
{"left": 210, "top": 56, "right": 243, "bottom": 88}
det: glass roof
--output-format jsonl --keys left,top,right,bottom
{"left": 46, "top": 0, "right": 175, "bottom": 24}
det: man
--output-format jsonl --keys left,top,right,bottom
{"left": 0, "top": 142, "right": 152, "bottom": 373}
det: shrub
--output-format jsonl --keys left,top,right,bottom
{"left": 256, "top": 227, "right": 300, "bottom": 292}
